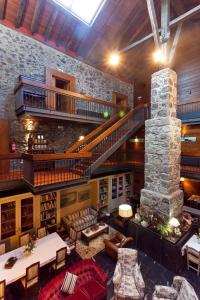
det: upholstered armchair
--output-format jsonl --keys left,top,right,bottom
{"left": 152, "top": 276, "right": 199, "bottom": 300}
{"left": 113, "top": 248, "right": 145, "bottom": 300}
{"left": 104, "top": 231, "right": 133, "bottom": 260}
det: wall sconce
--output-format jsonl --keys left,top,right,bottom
{"left": 26, "top": 119, "right": 34, "bottom": 131}
{"left": 180, "top": 177, "right": 185, "bottom": 182}
{"left": 79, "top": 135, "right": 85, "bottom": 141}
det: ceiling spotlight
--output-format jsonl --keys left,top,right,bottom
{"left": 108, "top": 52, "right": 120, "bottom": 66}
{"left": 153, "top": 49, "right": 166, "bottom": 64}
{"left": 78, "top": 135, "right": 84, "bottom": 141}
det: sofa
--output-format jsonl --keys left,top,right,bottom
{"left": 104, "top": 231, "right": 133, "bottom": 260}
{"left": 113, "top": 248, "right": 145, "bottom": 300}
{"left": 38, "top": 259, "right": 108, "bottom": 300}
{"left": 152, "top": 276, "right": 199, "bottom": 300}
{"left": 62, "top": 208, "right": 97, "bottom": 234}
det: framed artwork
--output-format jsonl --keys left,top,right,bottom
{"left": 79, "top": 189, "right": 91, "bottom": 202}
{"left": 60, "top": 191, "right": 76, "bottom": 208}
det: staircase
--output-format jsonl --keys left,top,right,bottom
{"left": 67, "top": 104, "right": 149, "bottom": 177}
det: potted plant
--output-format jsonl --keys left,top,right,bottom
{"left": 157, "top": 224, "right": 172, "bottom": 239}
{"left": 23, "top": 234, "right": 36, "bottom": 255}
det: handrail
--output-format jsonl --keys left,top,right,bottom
{"left": 66, "top": 113, "right": 120, "bottom": 153}
{"left": 22, "top": 152, "right": 92, "bottom": 161}
{"left": 15, "top": 79, "right": 117, "bottom": 108}
{"left": 80, "top": 104, "right": 148, "bottom": 152}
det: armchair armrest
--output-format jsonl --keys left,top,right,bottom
{"left": 153, "top": 285, "right": 178, "bottom": 299}
{"left": 133, "top": 263, "right": 145, "bottom": 297}
{"left": 173, "top": 276, "right": 185, "bottom": 292}
{"left": 104, "top": 239, "right": 119, "bottom": 252}
{"left": 113, "top": 262, "right": 121, "bottom": 287}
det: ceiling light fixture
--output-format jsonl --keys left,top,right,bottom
{"left": 153, "top": 49, "right": 166, "bottom": 64}
{"left": 108, "top": 52, "right": 120, "bottom": 66}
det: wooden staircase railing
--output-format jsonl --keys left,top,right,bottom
{"left": 74, "top": 104, "right": 149, "bottom": 174}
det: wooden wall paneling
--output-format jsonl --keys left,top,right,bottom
{"left": 182, "top": 178, "right": 200, "bottom": 198}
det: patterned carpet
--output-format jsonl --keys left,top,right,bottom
{"left": 75, "top": 226, "right": 116, "bottom": 259}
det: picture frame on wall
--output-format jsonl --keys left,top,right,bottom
{"left": 79, "top": 189, "right": 91, "bottom": 202}
{"left": 60, "top": 191, "right": 77, "bottom": 208}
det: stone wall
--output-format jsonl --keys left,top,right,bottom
{"left": 140, "top": 68, "right": 183, "bottom": 220}
{"left": 0, "top": 24, "right": 133, "bottom": 151}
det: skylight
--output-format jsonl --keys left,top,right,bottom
{"left": 53, "top": 0, "right": 106, "bottom": 26}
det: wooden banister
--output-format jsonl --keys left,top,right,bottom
{"left": 15, "top": 79, "right": 117, "bottom": 108}
{"left": 22, "top": 152, "right": 92, "bottom": 161}
{"left": 80, "top": 104, "right": 148, "bottom": 152}
{"left": 66, "top": 113, "right": 120, "bottom": 153}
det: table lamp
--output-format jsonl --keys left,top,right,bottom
{"left": 169, "top": 217, "right": 180, "bottom": 236}
{"left": 119, "top": 204, "right": 133, "bottom": 218}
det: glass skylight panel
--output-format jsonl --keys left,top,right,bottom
{"left": 53, "top": 0, "right": 106, "bottom": 25}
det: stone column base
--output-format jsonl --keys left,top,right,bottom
{"left": 140, "top": 188, "right": 183, "bottom": 221}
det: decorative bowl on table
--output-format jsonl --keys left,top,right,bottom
{"left": 91, "top": 224, "right": 99, "bottom": 231}
{"left": 85, "top": 228, "right": 90, "bottom": 234}
{"left": 4, "top": 257, "right": 18, "bottom": 269}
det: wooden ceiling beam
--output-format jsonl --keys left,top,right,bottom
{"left": 45, "top": 10, "right": 59, "bottom": 41}
{"left": 121, "top": 4, "right": 200, "bottom": 53}
{"left": 31, "top": 0, "right": 44, "bottom": 33}
{"left": 15, "top": 0, "right": 27, "bottom": 28}
{"left": 146, "top": 0, "right": 160, "bottom": 48}
{"left": 169, "top": 22, "right": 183, "bottom": 65}
{"left": 0, "top": 0, "right": 7, "bottom": 19}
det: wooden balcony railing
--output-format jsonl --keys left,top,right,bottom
{"left": 177, "top": 98, "right": 200, "bottom": 124}
{"left": 15, "top": 80, "right": 118, "bottom": 124}
{"left": 0, "top": 152, "right": 91, "bottom": 191}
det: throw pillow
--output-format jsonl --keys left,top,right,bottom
{"left": 61, "top": 272, "right": 78, "bottom": 294}
{"left": 155, "top": 285, "right": 178, "bottom": 299}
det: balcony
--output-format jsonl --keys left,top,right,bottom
{"left": 15, "top": 79, "right": 118, "bottom": 124}
{"left": 177, "top": 99, "right": 200, "bottom": 124}
{"left": 0, "top": 152, "right": 91, "bottom": 193}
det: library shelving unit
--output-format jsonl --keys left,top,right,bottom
{"left": 40, "top": 192, "right": 57, "bottom": 229}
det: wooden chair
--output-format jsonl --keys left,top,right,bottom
{"left": 19, "top": 233, "right": 30, "bottom": 247}
{"left": 37, "top": 227, "right": 47, "bottom": 239}
{"left": 21, "top": 262, "right": 40, "bottom": 290}
{"left": 65, "top": 228, "right": 77, "bottom": 251}
{"left": 186, "top": 246, "right": 200, "bottom": 276}
{"left": 0, "top": 280, "right": 6, "bottom": 300}
{"left": 52, "top": 247, "right": 66, "bottom": 271}
{"left": 0, "top": 243, "right": 5, "bottom": 256}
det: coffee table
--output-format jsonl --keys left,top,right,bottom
{"left": 81, "top": 223, "right": 109, "bottom": 246}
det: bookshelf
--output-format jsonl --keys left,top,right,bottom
{"left": 112, "top": 178, "right": 117, "bottom": 200}
{"left": 21, "top": 198, "right": 33, "bottom": 232}
{"left": 125, "top": 173, "right": 132, "bottom": 201}
{"left": 98, "top": 178, "right": 109, "bottom": 209}
{"left": 1, "top": 202, "right": 16, "bottom": 239}
{"left": 40, "top": 192, "right": 57, "bottom": 228}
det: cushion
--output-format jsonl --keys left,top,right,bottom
{"left": 80, "top": 279, "right": 106, "bottom": 300}
{"left": 116, "top": 275, "right": 140, "bottom": 298}
{"left": 80, "top": 208, "right": 90, "bottom": 217}
{"left": 61, "top": 272, "right": 78, "bottom": 294}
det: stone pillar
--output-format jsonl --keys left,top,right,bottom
{"left": 140, "top": 68, "right": 183, "bottom": 221}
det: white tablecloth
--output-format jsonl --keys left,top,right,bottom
{"left": 0, "top": 232, "right": 70, "bottom": 285}
{"left": 181, "top": 234, "right": 200, "bottom": 256}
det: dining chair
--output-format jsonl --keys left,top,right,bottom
{"left": 0, "top": 280, "right": 6, "bottom": 300}
{"left": 0, "top": 243, "right": 5, "bottom": 256}
{"left": 52, "top": 247, "right": 67, "bottom": 272}
{"left": 37, "top": 227, "right": 47, "bottom": 239}
{"left": 186, "top": 246, "right": 200, "bottom": 276}
{"left": 21, "top": 262, "right": 40, "bottom": 291}
{"left": 19, "top": 233, "right": 30, "bottom": 247}
{"left": 65, "top": 228, "right": 77, "bottom": 251}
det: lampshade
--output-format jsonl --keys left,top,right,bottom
{"left": 119, "top": 204, "right": 133, "bottom": 218}
{"left": 168, "top": 217, "right": 180, "bottom": 228}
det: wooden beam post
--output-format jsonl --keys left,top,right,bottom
{"left": 169, "top": 23, "right": 183, "bottom": 66}
{"left": 44, "top": 10, "right": 59, "bottom": 40}
{"left": 15, "top": 0, "right": 27, "bottom": 28}
{"left": 0, "top": 0, "right": 7, "bottom": 19}
{"left": 161, "top": 0, "right": 170, "bottom": 63}
{"left": 31, "top": 0, "right": 44, "bottom": 33}
{"left": 146, "top": 0, "right": 160, "bottom": 48}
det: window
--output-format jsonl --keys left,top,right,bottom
{"left": 53, "top": 0, "right": 106, "bottom": 26}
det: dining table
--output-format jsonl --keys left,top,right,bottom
{"left": 181, "top": 234, "right": 200, "bottom": 256}
{"left": 0, "top": 232, "right": 70, "bottom": 285}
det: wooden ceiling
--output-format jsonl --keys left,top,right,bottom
{"left": 0, "top": 0, "right": 200, "bottom": 86}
